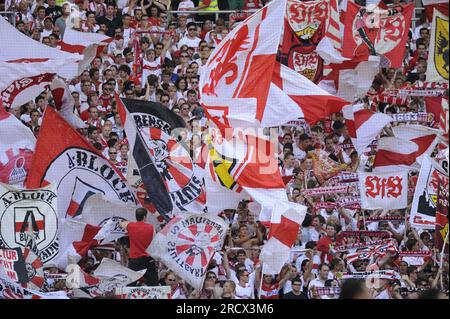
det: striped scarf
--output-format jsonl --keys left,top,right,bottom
{"left": 315, "top": 287, "right": 341, "bottom": 296}
{"left": 336, "top": 270, "right": 401, "bottom": 280}
{"left": 303, "top": 185, "right": 355, "bottom": 197}
{"left": 345, "top": 240, "right": 399, "bottom": 263}
{"left": 365, "top": 215, "right": 404, "bottom": 222}
{"left": 340, "top": 231, "right": 391, "bottom": 238}
{"left": 333, "top": 239, "right": 393, "bottom": 253}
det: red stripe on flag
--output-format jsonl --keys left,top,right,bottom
{"left": 354, "top": 109, "right": 374, "bottom": 130}
{"left": 269, "top": 215, "right": 300, "bottom": 247}
{"left": 66, "top": 200, "right": 80, "bottom": 217}
{"left": 14, "top": 221, "right": 45, "bottom": 232}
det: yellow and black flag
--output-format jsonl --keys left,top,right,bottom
{"left": 426, "top": 9, "right": 449, "bottom": 82}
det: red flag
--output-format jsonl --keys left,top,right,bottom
{"left": 26, "top": 107, "right": 137, "bottom": 220}
{"left": 342, "top": 2, "right": 413, "bottom": 68}
{"left": 435, "top": 173, "right": 449, "bottom": 253}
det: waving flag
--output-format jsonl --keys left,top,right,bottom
{"left": 49, "top": 77, "right": 86, "bottom": 129}
{"left": 80, "top": 193, "right": 160, "bottom": 243}
{"left": 342, "top": 103, "right": 392, "bottom": 154}
{"left": 0, "top": 16, "right": 88, "bottom": 79}
{"left": 410, "top": 155, "right": 447, "bottom": 229}
{"left": 342, "top": 2, "right": 413, "bottom": 68}
{"left": 260, "top": 202, "right": 305, "bottom": 274}
{"left": 0, "top": 104, "right": 35, "bottom": 187}
{"left": 58, "top": 28, "right": 112, "bottom": 58}
{"left": 373, "top": 125, "right": 441, "bottom": 172}
{"left": 200, "top": 0, "right": 346, "bottom": 129}
{"left": 435, "top": 172, "right": 449, "bottom": 253}
{"left": 117, "top": 96, "right": 206, "bottom": 220}
{"left": 26, "top": 107, "right": 137, "bottom": 221}
{"left": 148, "top": 214, "right": 228, "bottom": 290}
{"left": 55, "top": 219, "right": 101, "bottom": 271}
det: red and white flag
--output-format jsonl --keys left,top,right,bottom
{"left": 342, "top": 2, "right": 413, "bottom": 68}
{"left": 342, "top": 103, "right": 392, "bottom": 154}
{"left": 359, "top": 170, "right": 408, "bottom": 210}
{"left": 260, "top": 203, "right": 303, "bottom": 274}
{"left": 58, "top": 28, "right": 112, "bottom": 59}
{"left": 373, "top": 125, "right": 441, "bottom": 172}
{"left": 148, "top": 214, "right": 228, "bottom": 290}
{"left": 26, "top": 107, "right": 138, "bottom": 220}
{"left": 0, "top": 104, "right": 35, "bottom": 187}
{"left": 55, "top": 219, "right": 101, "bottom": 271}
{"left": 318, "top": 56, "right": 380, "bottom": 102}
{"left": 200, "top": 0, "right": 346, "bottom": 129}
{"left": 49, "top": 77, "right": 86, "bottom": 129}
{"left": 0, "top": 16, "right": 88, "bottom": 80}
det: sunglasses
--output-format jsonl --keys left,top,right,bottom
{"left": 182, "top": 108, "right": 189, "bottom": 110}
{"left": 109, "top": 152, "right": 117, "bottom": 154}
{"left": 167, "top": 278, "right": 176, "bottom": 282}
{"left": 161, "top": 99, "right": 169, "bottom": 102}
{"left": 188, "top": 28, "right": 196, "bottom": 31}
{"left": 207, "top": 276, "right": 217, "bottom": 279}
{"left": 191, "top": 82, "right": 198, "bottom": 84}
{"left": 181, "top": 55, "right": 189, "bottom": 58}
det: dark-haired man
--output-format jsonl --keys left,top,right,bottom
{"left": 120, "top": 208, "right": 158, "bottom": 286}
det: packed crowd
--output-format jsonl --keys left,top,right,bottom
{"left": 1, "top": 0, "right": 448, "bottom": 299}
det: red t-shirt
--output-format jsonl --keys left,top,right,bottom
{"left": 127, "top": 221, "right": 155, "bottom": 259}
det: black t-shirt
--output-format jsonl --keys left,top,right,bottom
{"left": 96, "top": 15, "right": 123, "bottom": 37}
{"left": 283, "top": 291, "right": 307, "bottom": 299}
{"left": 45, "top": 5, "right": 62, "bottom": 22}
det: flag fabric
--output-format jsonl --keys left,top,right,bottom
{"left": 358, "top": 170, "right": 408, "bottom": 210}
{"left": 0, "top": 183, "right": 59, "bottom": 265}
{"left": 0, "top": 247, "right": 28, "bottom": 284}
{"left": 70, "top": 258, "right": 145, "bottom": 298}
{"left": 259, "top": 202, "right": 304, "bottom": 274}
{"left": 423, "top": 0, "right": 449, "bottom": 22}
{"left": 426, "top": 9, "right": 449, "bottom": 83}
{"left": 318, "top": 56, "right": 380, "bottom": 102}
{"left": 410, "top": 155, "right": 447, "bottom": 229}
{"left": 65, "top": 264, "right": 100, "bottom": 289}
{"left": 200, "top": 0, "right": 347, "bottom": 129}
{"left": 49, "top": 77, "right": 86, "bottom": 129}
{"left": 117, "top": 96, "right": 206, "bottom": 220}
{"left": 342, "top": 103, "right": 392, "bottom": 155}
{"left": 0, "top": 277, "right": 69, "bottom": 299}
{"left": 435, "top": 172, "right": 449, "bottom": 253}
{"left": 148, "top": 214, "right": 228, "bottom": 290}
{"left": 0, "top": 16, "right": 87, "bottom": 80}
{"left": 0, "top": 104, "right": 35, "bottom": 187}
{"left": 373, "top": 125, "right": 441, "bottom": 172}
{"left": 55, "top": 219, "right": 101, "bottom": 271}
{"left": 279, "top": 18, "right": 324, "bottom": 83}
{"left": 80, "top": 193, "right": 160, "bottom": 243}
{"left": 0, "top": 61, "right": 58, "bottom": 110}
{"left": 58, "top": 28, "right": 112, "bottom": 58}
{"left": 342, "top": 2, "right": 413, "bottom": 68}
{"left": 26, "top": 107, "right": 137, "bottom": 221}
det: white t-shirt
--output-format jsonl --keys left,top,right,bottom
{"left": 235, "top": 283, "right": 255, "bottom": 299}
{"left": 178, "top": 36, "right": 201, "bottom": 51}
{"left": 292, "top": 144, "right": 306, "bottom": 160}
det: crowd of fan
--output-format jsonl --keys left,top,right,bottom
{"left": 2, "top": 0, "right": 448, "bottom": 299}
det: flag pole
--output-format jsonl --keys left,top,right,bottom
{"left": 439, "top": 230, "right": 449, "bottom": 289}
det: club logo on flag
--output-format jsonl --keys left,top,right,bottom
{"left": 292, "top": 51, "right": 320, "bottom": 81}
{"left": 0, "top": 186, "right": 58, "bottom": 264}
{"left": 434, "top": 16, "right": 449, "bottom": 80}
{"left": 351, "top": 10, "right": 406, "bottom": 56}
{"left": 365, "top": 175, "right": 403, "bottom": 199}
{"left": 286, "top": 0, "right": 327, "bottom": 39}
{"left": 14, "top": 208, "right": 45, "bottom": 246}
{"left": 0, "top": 149, "right": 34, "bottom": 187}
{"left": 417, "top": 168, "right": 440, "bottom": 216}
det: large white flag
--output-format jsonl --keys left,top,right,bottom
{"left": 0, "top": 16, "right": 88, "bottom": 79}
{"left": 358, "top": 171, "right": 408, "bottom": 210}
{"left": 148, "top": 214, "right": 228, "bottom": 290}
